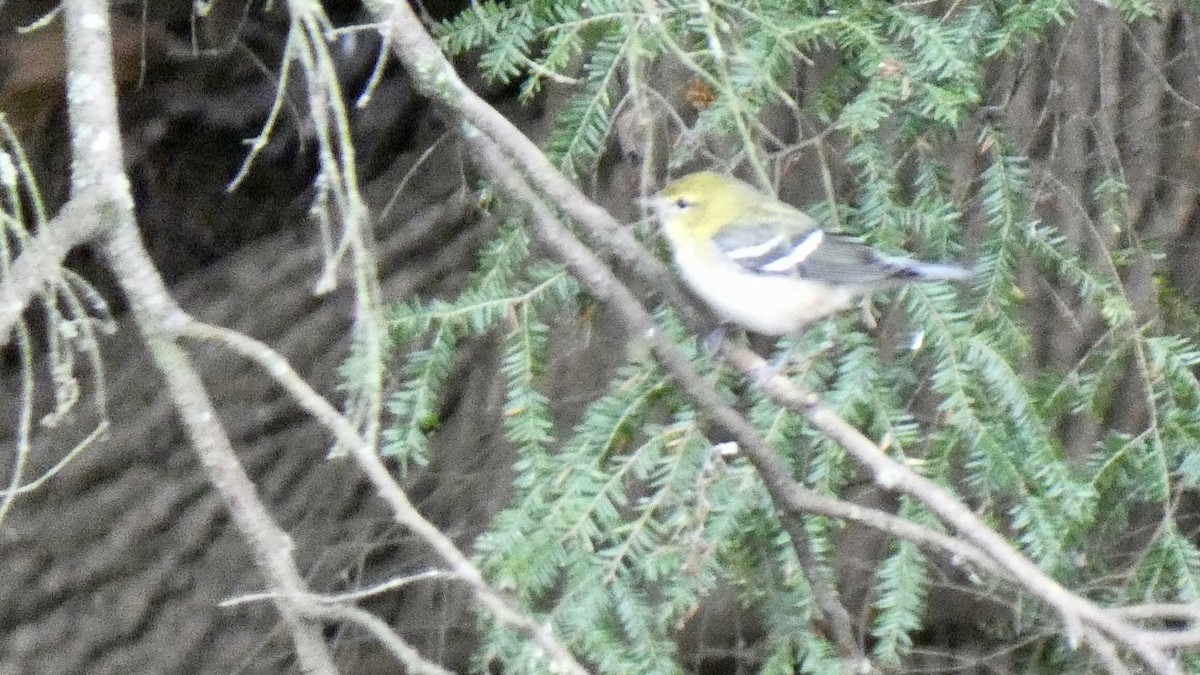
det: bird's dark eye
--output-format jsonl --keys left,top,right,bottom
{"left": 674, "top": 197, "right": 690, "bottom": 209}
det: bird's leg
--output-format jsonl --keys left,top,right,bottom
{"left": 762, "top": 342, "right": 794, "bottom": 379}
{"left": 702, "top": 327, "right": 730, "bottom": 356}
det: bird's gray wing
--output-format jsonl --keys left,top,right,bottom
{"left": 714, "top": 223, "right": 900, "bottom": 286}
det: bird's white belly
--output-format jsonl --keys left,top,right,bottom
{"left": 675, "top": 250, "right": 856, "bottom": 335}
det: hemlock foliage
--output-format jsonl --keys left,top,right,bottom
{"left": 367, "top": 0, "right": 1200, "bottom": 671}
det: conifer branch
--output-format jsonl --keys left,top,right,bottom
{"left": 724, "top": 343, "right": 1185, "bottom": 675}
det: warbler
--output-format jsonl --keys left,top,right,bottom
{"left": 648, "top": 171, "right": 971, "bottom": 336}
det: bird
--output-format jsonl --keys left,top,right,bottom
{"left": 647, "top": 171, "right": 971, "bottom": 337}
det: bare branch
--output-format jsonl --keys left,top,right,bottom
{"left": 222, "top": 569, "right": 453, "bottom": 607}
{"left": 225, "top": 586, "right": 459, "bottom": 675}
{"left": 298, "top": 601, "right": 456, "bottom": 675}
{"left": 176, "top": 319, "right": 592, "bottom": 675}
{"left": 1083, "top": 628, "right": 1135, "bottom": 675}
{"left": 1113, "top": 603, "right": 1200, "bottom": 623}
{"left": 0, "top": 193, "right": 104, "bottom": 348}
{"left": 61, "top": 1, "right": 336, "bottom": 671}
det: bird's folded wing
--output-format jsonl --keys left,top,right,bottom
{"left": 713, "top": 222, "right": 897, "bottom": 285}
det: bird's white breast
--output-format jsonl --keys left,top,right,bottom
{"left": 673, "top": 246, "right": 857, "bottom": 336}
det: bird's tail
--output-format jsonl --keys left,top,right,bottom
{"left": 885, "top": 257, "right": 974, "bottom": 282}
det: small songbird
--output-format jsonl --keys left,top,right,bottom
{"left": 648, "top": 171, "right": 971, "bottom": 336}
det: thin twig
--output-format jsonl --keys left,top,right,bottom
{"left": 222, "top": 569, "right": 452, "bottom": 607}
{"left": 0, "top": 193, "right": 104, "bottom": 349}
{"left": 300, "top": 600, "right": 456, "bottom": 675}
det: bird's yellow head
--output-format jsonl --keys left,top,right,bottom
{"left": 650, "top": 171, "right": 761, "bottom": 245}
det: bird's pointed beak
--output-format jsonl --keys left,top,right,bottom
{"left": 639, "top": 193, "right": 668, "bottom": 213}
{"left": 636, "top": 193, "right": 660, "bottom": 220}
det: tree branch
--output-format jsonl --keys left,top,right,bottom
{"left": 0, "top": 193, "right": 104, "bottom": 348}
{"left": 723, "top": 343, "right": 1185, "bottom": 675}
{"left": 176, "top": 319, "right": 592, "bottom": 675}
{"left": 61, "top": 1, "right": 336, "bottom": 671}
